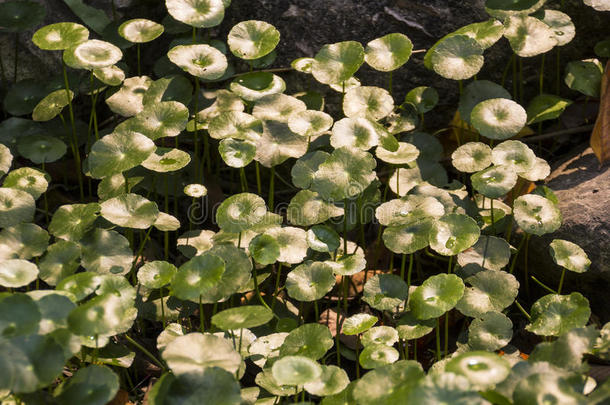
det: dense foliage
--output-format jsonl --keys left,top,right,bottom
{"left": 0, "top": 0, "right": 609, "bottom": 404}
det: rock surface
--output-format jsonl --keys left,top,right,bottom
{"left": 528, "top": 145, "right": 610, "bottom": 321}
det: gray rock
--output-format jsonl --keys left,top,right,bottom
{"left": 528, "top": 145, "right": 610, "bottom": 321}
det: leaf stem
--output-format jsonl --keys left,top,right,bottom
{"left": 124, "top": 334, "right": 167, "bottom": 370}
{"left": 557, "top": 268, "right": 567, "bottom": 294}
{"left": 514, "top": 300, "right": 531, "bottom": 321}
{"left": 199, "top": 295, "right": 205, "bottom": 332}
{"left": 531, "top": 275, "right": 557, "bottom": 294}
{"left": 61, "top": 60, "right": 84, "bottom": 200}
{"left": 270, "top": 263, "right": 282, "bottom": 312}
{"left": 436, "top": 318, "right": 442, "bottom": 361}
{"left": 269, "top": 167, "right": 275, "bottom": 211}
{"left": 255, "top": 161, "right": 262, "bottom": 195}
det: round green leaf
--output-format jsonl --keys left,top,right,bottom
{"left": 549, "top": 239, "right": 590, "bottom": 273}
{"left": 33, "top": 22, "right": 89, "bottom": 50}
{"left": 430, "top": 35, "right": 484, "bottom": 80}
{"left": 0, "top": 187, "right": 35, "bottom": 228}
{"left": 468, "top": 311, "right": 513, "bottom": 351}
{"left": 219, "top": 138, "right": 256, "bottom": 168}
{"left": 118, "top": 18, "right": 164, "bottom": 43}
{"left": 183, "top": 183, "right": 207, "bottom": 198}
{"left": 513, "top": 194, "right": 562, "bottom": 236}
{"left": 311, "top": 41, "right": 365, "bottom": 85}
{"left": 287, "top": 190, "right": 343, "bottom": 227}
{"left": 512, "top": 370, "right": 587, "bottom": 405}
{"left": 376, "top": 142, "right": 420, "bottom": 165}
{"left": 359, "top": 344, "right": 399, "bottom": 369}
{"left": 445, "top": 351, "right": 511, "bottom": 390}
{"left": 168, "top": 44, "right": 227, "bottom": 80}
{"left": 249, "top": 234, "right": 280, "bottom": 265}
{"left": 409, "top": 372, "right": 489, "bottom": 405}
{"left": 0, "top": 144, "right": 12, "bottom": 177}
{"left": 0, "top": 223, "right": 49, "bottom": 260}
{"left": 471, "top": 165, "right": 518, "bottom": 198}
{"left": 80, "top": 229, "right": 133, "bottom": 276}
{"left": 491, "top": 140, "right": 536, "bottom": 174}
{"left": 352, "top": 360, "right": 424, "bottom": 404}
{"left": 526, "top": 293, "right": 591, "bottom": 336}
{"left": 564, "top": 59, "right": 604, "bottom": 98}
{"left": 3, "top": 79, "right": 48, "bottom": 116}
{"left": 54, "top": 365, "right": 119, "bottom": 405}
{"left": 410, "top": 274, "right": 465, "bottom": 320}
{"left": 343, "top": 86, "right": 394, "bottom": 120}
{"left": 38, "top": 240, "right": 80, "bottom": 286}
{"left": 17, "top": 135, "right": 67, "bottom": 164}
{"left": 365, "top": 33, "right": 413, "bottom": 72}
{"left": 504, "top": 15, "right": 557, "bottom": 57}
{"left": 122, "top": 101, "right": 189, "bottom": 140}
{"left": 105, "top": 76, "right": 152, "bottom": 117}
{"left": 0, "top": 259, "right": 38, "bottom": 288}
{"left": 100, "top": 193, "right": 159, "bottom": 229}
{"left": 63, "top": 40, "right": 123, "bottom": 70}
{"left": 154, "top": 212, "right": 181, "bottom": 231}
{"left": 143, "top": 75, "right": 193, "bottom": 106}
{"left": 171, "top": 252, "right": 226, "bottom": 302}
{"left": 363, "top": 274, "right": 409, "bottom": 312}
{"left": 396, "top": 312, "right": 435, "bottom": 340}
{"left": 595, "top": 38, "right": 610, "bottom": 58}
{"left": 279, "top": 323, "right": 333, "bottom": 360}
{"left": 137, "top": 261, "right": 177, "bottom": 289}
{"left": 228, "top": 20, "right": 280, "bottom": 60}
{"left": 291, "top": 151, "right": 329, "bottom": 189}
{"left": 429, "top": 213, "right": 480, "bottom": 256}
{"left": 49, "top": 203, "right": 100, "bottom": 242}
{"left": 230, "top": 72, "right": 286, "bottom": 102}
{"left": 471, "top": 98, "right": 527, "bottom": 140}
{"left": 56, "top": 272, "right": 102, "bottom": 301}
{"left": 361, "top": 326, "right": 399, "bottom": 347}
{"left": 291, "top": 57, "right": 314, "bottom": 73}
{"left": 451, "top": 142, "right": 492, "bottom": 173}
{"left": 208, "top": 111, "right": 262, "bottom": 141}
{"left": 304, "top": 365, "right": 350, "bottom": 397}
{"left": 286, "top": 261, "right": 336, "bottom": 302}
{"left": 311, "top": 147, "right": 376, "bottom": 201}
{"left": 342, "top": 313, "right": 378, "bottom": 336}
{"left": 165, "top": 0, "right": 225, "bottom": 28}
{"left": 93, "top": 65, "right": 125, "bottom": 86}
{"left": 253, "top": 93, "right": 306, "bottom": 123}
{"left": 216, "top": 192, "right": 267, "bottom": 233}
{"left": 272, "top": 355, "right": 322, "bottom": 386}
{"left": 454, "top": 19, "right": 505, "bottom": 49}
{"left": 68, "top": 292, "right": 137, "bottom": 336}
{"left": 534, "top": 9, "right": 575, "bottom": 47}
{"left": 0, "top": 334, "right": 65, "bottom": 394}
{"left": 485, "top": 0, "right": 546, "bottom": 19}
{"left": 288, "top": 110, "right": 333, "bottom": 137}
{"left": 254, "top": 120, "right": 308, "bottom": 168}
{"left": 32, "top": 89, "right": 74, "bottom": 122}
{"left": 455, "top": 270, "right": 520, "bottom": 318}
{"left": 331, "top": 117, "right": 390, "bottom": 151}
{"left": 163, "top": 332, "right": 241, "bottom": 375}
{"left": 383, "top": 220, "right": 433, "bottom": 255}
{"left": 142, "top": 147, "right": 191, "bottom": 172}
{"left": 149, "top": 369, "right": 241, "bottom": 405}
{"left": 458, "top": 80, "right": 512, "bottom": 125}
{"left": 212, "top": 306, "right": 273, "bottom": 330}
{"left": 88, "top": 129, "right": 156, "bottom": 179}
{"left": 306, "top": 225, "right": 340, "bottom": 253}
{"left": 3, "top": 167, "right": 49, "bottom": 200}
{"left": 458, "top": 235, "right": 511, "bottom": 271}
{"left": 405, "top": 86, "right": 439, "bottom": 114}
{"left": 0, "top": 1, "right": 45, "bottom": 32}
{"left": 526, "top": 93, "right": 572, "bottom": 125}
{"left": 263, "top": 226, "right": 308, "bottom": 265}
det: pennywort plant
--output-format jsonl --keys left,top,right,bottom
{"left": 0, "top": 0, "right": 608, "bottom": 403}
